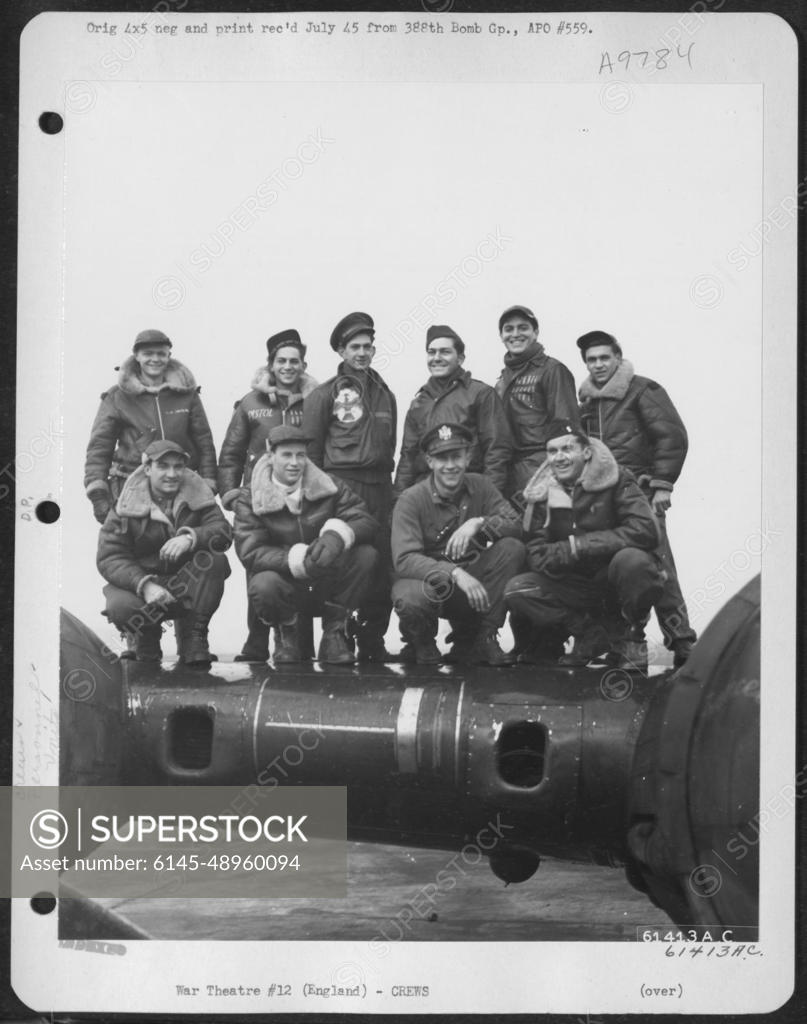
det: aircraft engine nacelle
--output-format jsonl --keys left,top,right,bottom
{"left": 59, "top": 577, "right": 760, "bottom": 934}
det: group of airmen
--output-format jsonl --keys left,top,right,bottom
{"left": 85, "top": 304, "right": 695, "bottom": 673}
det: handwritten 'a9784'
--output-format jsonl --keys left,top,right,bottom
{"left": 600, "top": 43, "right": 694, "bottom": 74}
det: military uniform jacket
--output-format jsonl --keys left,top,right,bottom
{"left": 233, "top": 456, "right": 379, "bottom": 579}
{"left": 302, "top": 364, "right": 397, "bottom": 482}
{"left": 84, "top": 357, "right": 217, "bottom": 497}
{"left": 393, "top": 369, "right": 512, "bottom": 497}
{"left": 495, "top": 343, "right": 579, "bottom": 460}
{"left": 518, "top": 439, "right": 659, "bottom": 573}
{"left": 392, "top": 473, "right": 521, "bottom": 581}
{"left": 217, "top": 367, "right": 318, "bottom": 507}
{"left": 96, "top": 467, "right": 232, "bottom": 595}
{"left": 578, "top": 360, "right": 688, "bottom": 491}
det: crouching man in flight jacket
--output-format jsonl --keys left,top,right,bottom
{"left": 505, "top": 420, "right": 664, "bottom": 671}
{"left": 96, "top": 439, "right": 232, "bottom": 667}
{"left": 233, "top": 425, "right": 379, "bottom": 665}
{"left": 391, "top": 422, "right": 525, "bottom": 667}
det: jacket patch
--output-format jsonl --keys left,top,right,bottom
{"left": 333, "top": 386, "right": 364, "bottom": 423}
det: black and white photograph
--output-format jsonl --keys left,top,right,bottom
{"left": 9, "top": 3, "right": 799, "bottom": 1016}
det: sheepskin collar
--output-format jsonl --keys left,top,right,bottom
{"left": 250, "top": 366, "right": 319, "bottom": 402}
{"left": 523, "top": 438, "right": 619, "bottom": 504}
{"left": 579, "top": 359, "right": 635, "bottom": 402}
{"left": 117, "top": 356, "right": 197, "bottom": 395}
{"left": 250, "top": 455, "right": 337, "bottom": 515}
{"left": 115, "top": 465, "right": 215, "bottom": 518}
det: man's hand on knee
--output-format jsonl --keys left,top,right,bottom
{"left": 142, "top": 581, "right": 173, "bottom": 608}
{"left": 452, "top": 568, "right": 490, "bottom": 613}
{"left": 444, "top": 517, "right": 484, "bottom": 560}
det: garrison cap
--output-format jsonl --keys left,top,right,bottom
{"left": 426, "top": 324, "right": 464, "bottom": 353}
{"left": 266, "top": 328, "right": 305, "bottom": 361}
{"left": 133, "top": 328, "right": 172, "bottom": 351}
{"left": 576, "top": 330, "right": 621, "bottom": 357}
{"left": 142, "top": 440, "right": 189, "bottom": 463}
{"left": 267, "top": 425, "right": 311, "bottom": 449}
{"left": 330, "top": 311, "right": 375, "bottom": 351}
{"left": 420, "top": 422, "right": 474, "bottom": 456}
{"left": 498, "top": 305, "right": 538, "bottom": 332}
{"left": 545, "top": 419, "right": 588, "bottom": 445}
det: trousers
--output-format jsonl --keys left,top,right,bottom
{"left": 392, "top": 537, "right": 526, "bottom": 637}
{"left": 103, "top": 552, "right": 230, "bottom": 632}
{"left": 652, "top": 510, "right": 697, "bottom": 646}
{"left": 505, "top": 547, "right": 664, "bottom": 636}
{"left": 330, "top": 473, "right": 393, "bottom": 639}
{"left": 248, "top": 544, "right": 378, "bottom": 623}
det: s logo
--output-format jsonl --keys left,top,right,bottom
{"left": 30, "top": 810, "right": 69, "bottom": 849}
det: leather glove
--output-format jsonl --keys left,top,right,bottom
{"left": 91, "top": 493, "right": 112, "bottom": 524}
{"left": 303, "top": 531, "right": 345, "bottom": 577}
{"left": 529, "top": 540, "right": 574, "bottom": 573}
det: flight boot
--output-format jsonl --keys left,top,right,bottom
{"left": 410, "top": 636, "right": 442, "bottom": 665}
{"left": 557, "top": 610, "right": 614, "bottom": 667}
{"left": 353, "top": 620, "right": 393, "bottom": 664}
{"left": 234, "top": 621, "right": 270, "bottom": 663}
{"left": 517, "top": 627, "right": 568, "bottom": 666}
{"left": 395, "top": 606, "right": 441, "bottom": 665}
{"left": 177, "top": 617, "right": 214, "bottom": 669}
{"left": 133, "top": 624, "right": 162, "bottom": 663}
{"left": 464, "top": 631, "right": 515, "bottom": 667}
{"left": 612, "top": 625, "right": 649, "bottom": 674}
{"left": 272, "top": 617, "right": 303, "bottom": 664}
{"left": 317, "top": 603, "right": 355, "bottom": 665}
{"left": 397, "top": 636, "right": 441, "bottom": 665}
{"left": 104, "top": 609, "right": 138, "bottom": 661}
{"left": 518, "top": 641, "right": 567, "bottom": 665}
{"left": 357, "top": 636, "right": 393, "bottom": 663}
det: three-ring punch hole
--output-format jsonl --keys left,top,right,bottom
{"left": 35, "top": 501, "right": 61, "bottom": 524}
{"left": 30, "top": 893, "right": 57, "bottom": 915}
{"left": 38, "top": 112, "right": 63, "bottom": 134}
